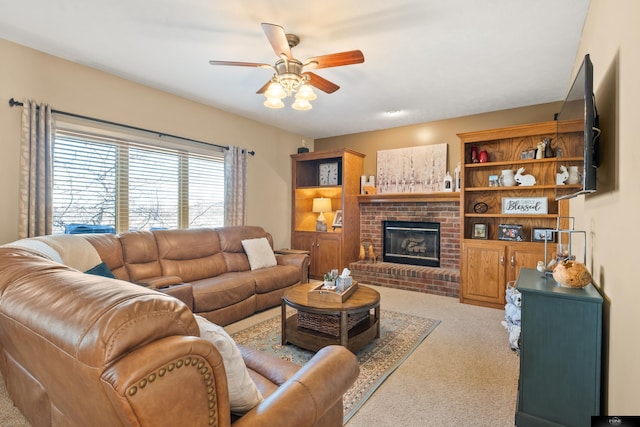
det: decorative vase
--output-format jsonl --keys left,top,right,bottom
{"left": 544, "top": 138, "right": 555, "bottom": 158}
{"left": 567, "top": 166, "right": 581, "bottom": 185}
{"left": 552, "top": 260, "right": 592, "bottom": 288}
{"left": 499, "top": 169, "right": 516, "bottom": 187}
{"left": 479, "top": 150, "right": 488, "bottom": 163}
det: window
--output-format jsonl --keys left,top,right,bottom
{"left": 52, "top": 121, "right": 224, "bottom": 234}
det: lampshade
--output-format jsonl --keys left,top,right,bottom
{"left": 312, "top": 198, "right": 332, "bottom": 213}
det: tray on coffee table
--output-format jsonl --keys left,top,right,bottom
{"left": 307, "top": 281, "right": 358, "bottom": 304}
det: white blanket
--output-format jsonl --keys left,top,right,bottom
{"left": 34, "top": 234, "right": 102, "bottom": 272}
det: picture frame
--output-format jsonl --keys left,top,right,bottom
{"left": 332, "top": 210, "right": 343, "bottom": 228}
{"left": 472, "top": 223, "right": 488, "bottom": 239}
{"left": 532, "top": 228, "right": 555, "bottom": 243}
{"left": 501, "top": 197, "right": 548, "bottom": 215}
{"left": 521, "top": 148, "right": 537, "bottom": 160}
{"left": 498, "top": 224, "right": 525, "bottom": 242}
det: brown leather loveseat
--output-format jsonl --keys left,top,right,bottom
{"left": 0, "top": 232, "right": 358, "bottom": 426}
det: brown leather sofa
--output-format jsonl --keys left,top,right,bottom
{"left": 53, "top": 226, "right": 308, "bottom": 326}
{"left": 0, "top": 243, "right": 359, "bottom": 426}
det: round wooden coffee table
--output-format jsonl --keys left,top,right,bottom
{"left": 281, "top": 282, "right": 380, "bottom": 353}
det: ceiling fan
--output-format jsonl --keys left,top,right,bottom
{"left": 208, "top": 23, "right": 365, "bottom": 110}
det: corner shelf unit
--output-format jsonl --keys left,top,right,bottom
{"left": 457, "top": 120, "right": 583, "bottom": 308}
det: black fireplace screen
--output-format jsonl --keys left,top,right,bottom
{"left": 382, "top": 221, "right": 440, "bottom": 267}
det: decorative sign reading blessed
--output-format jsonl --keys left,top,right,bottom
{"left": 501, "top": 197, "right": 548, "bottom": 215}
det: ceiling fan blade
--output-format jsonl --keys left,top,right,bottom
{"left": 305, "top": 50, "right": 365, "bottom": 69}
{"left": 305, "top": 72, "right": 340, "bottom": 94}
{"left": 261, "top": 23, "right": 292, "bottom": 59}
{"left": 209, "top": 60, "right": 271, "bottom": 68}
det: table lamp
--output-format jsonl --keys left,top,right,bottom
{"left": 312, "top": 198, "right": 332, "bottom": 231}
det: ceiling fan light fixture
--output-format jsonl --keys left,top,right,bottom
{"left": 295, "top": 83, "right": 317, "bottom": 101}
{"left": 264, "top": 97, "right": 285, "bottom": 109}
{"left": 291, "top": 98, "right": 312, "bottom": 111}
{"left": 209, "top": 23, "right": 365, "bottom": 113}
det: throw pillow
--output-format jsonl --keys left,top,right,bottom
{"left": 241, "top": 237, "right": 277, "bottom": 271}
{"left": 194, "top": 315, "right": 263, "bottom": 414}
{"left": 84, "top": 262, "right": 115, "bottom": 278}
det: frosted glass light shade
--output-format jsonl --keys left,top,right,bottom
{"left": 264, "top": 82, "right": 286, "bottom": 99}
{"left": 264, "top": 97, "right": 284, "bottom": 109}
{"left": 292, "top": 99, "right": 312, "bottom": 111}
{"left": 295, "top": 83, "right": 317, "bottom": 101}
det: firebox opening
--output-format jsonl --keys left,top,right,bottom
{"left": 383, "top": 220, "right": 440, "bottom": 267}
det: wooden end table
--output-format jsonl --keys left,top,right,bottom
{"left": 281, "top": 282, "right": 380, "bottom": 353}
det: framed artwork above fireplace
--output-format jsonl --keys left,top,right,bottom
{"left": 375, "top": 144, "right": 447, "bottom": 194}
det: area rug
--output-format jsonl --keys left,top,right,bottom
{"left": 231, "top": 310, "right": 440, "bottom": 424}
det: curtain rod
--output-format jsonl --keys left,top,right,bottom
{"left": 8, "top": 98, "right": 255, "bottom": 156}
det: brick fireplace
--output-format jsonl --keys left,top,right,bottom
{"left": 349, "top": 193, "right": 460, "bottom": 298}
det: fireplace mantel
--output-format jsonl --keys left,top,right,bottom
{"left": 358, "top": 192, "right": 460, "bottom": 204}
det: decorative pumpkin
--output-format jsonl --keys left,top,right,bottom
{"left": 552, "top": 260, "right": 592, "bottom": 288}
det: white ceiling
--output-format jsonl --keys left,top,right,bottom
{"left": 0, "top": 0, "right": 590, "bottom": 139}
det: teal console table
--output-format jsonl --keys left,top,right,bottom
{"left": 515, "top": 268, "right": 602, "bottom": 427}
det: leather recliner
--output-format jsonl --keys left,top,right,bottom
{"left": 0, "top": 246, "right": 358, "bottom": 427}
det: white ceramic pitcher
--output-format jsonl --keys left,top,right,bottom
{"left": 499, "top": 169, "right": 517, "bottom": 187}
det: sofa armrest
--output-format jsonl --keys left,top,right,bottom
{"left": 137, "top": 275, "right": 183, "bottom": 289}
{"left": 233, "top": 345, "right": 359, "bottom": 427}
{"left": 276, "top": 253, "right": 310, "bottom": 284}
{"left": 101, "top": 335, "right": 231, "bottom": 427}
{"left": 156, "top": 283, "right": 194, "bottom": 309}
{"left": 238, "top": 344, "right": 300, "bottom": 385}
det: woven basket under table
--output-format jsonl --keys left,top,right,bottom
{"left": 297, "top": 311, "right": 369, "bottom": 337}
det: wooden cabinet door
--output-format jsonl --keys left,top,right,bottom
{"left": 507, "top": 243, "right": 543, "bottom": 284}
{"left": 292, "top": 232, "right": 341, "bottom": 279}
{"left": 292, "top": 232, "right": 318, "bottom": 275}
{"left": 292, "top": 232, "right": 315, "bottom": 253}
{"left": 315, "top": 233, "right": 341, "bottom": 278}
{"left": 461, "top": 241, "right": 506, "bottom": 306}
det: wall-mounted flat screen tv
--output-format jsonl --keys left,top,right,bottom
{"left": 555, "top": 54, "right": 600, "bottom": 200}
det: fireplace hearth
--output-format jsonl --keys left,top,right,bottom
{"left": 383, "top": 220, "right": 440, "bottom": 267}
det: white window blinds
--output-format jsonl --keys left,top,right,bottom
{"left": 52, "top": 126, "right": 224, "bottom": 234}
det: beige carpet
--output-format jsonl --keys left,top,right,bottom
{"left": 1, "top": 285, "right": 519, "bottom": 426}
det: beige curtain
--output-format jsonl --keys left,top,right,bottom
{"left": 224, "top": 146, "right": 248, "bottom": 226}
{"left": 18, "top": 100, "right": 54, "bottom": 238}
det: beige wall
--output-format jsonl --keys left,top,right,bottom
{"left": 0, "top": 38, "right": 310, "bottom": 248}
{"left": 316, "top": 103, "right": 561, "bottom": 177}
{"left": 316, "top": 0, "right": 640, "bottom": 414}
{"left": 571, "top": 0, "right": 640, "bottom": 415}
